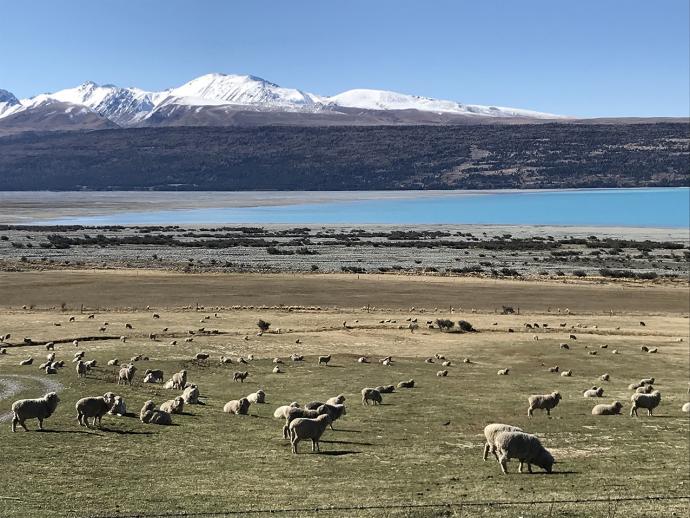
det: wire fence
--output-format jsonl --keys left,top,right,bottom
{"left": 82, "top": 495, "right": 689, "bottom": 518}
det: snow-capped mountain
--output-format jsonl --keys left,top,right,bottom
{"left": 0, "top": 73, "right": 566, "bottom": 133}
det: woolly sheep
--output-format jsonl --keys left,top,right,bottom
{"left": 636, "top": 385, "right": 654, "bottom": 394}
{"left": 273, "top": 402, "right": 300, "bottom": 419}
{"left": 182, "top": 384, "right": 200, "bottom": 404}
{"left": 107, "top": 359, "right": 119, "bottom": 366}
{"left": 397, "top": 379, "right": 415, "bottom": 389}
{"left": 108, "top": 396, "right": 127, "bottom": 416}
{"left": 76, "top": 392, "right": 116, "bottom": 428}
{"left": 527, "top": 392, "right": 561, "bottom": 416}
{"left": 425, "top": 358, "right": 434, "bottom": 364}
{"left": 45, "top": 365, "right": 57, "bottom": 375}
{"left": 583, "top": 387, "right": 604, "bottom": 398}
{"left": 326, "top": 395, "right": 346, "bottom": 406}
{"left": 682, "top": 403, "right": 690, "bottom": 413}
{"left": 160, "top": 396, "right": 185, "bottom": 414}
{"left": 247, "top": 390, "right": 266, "bottom": 404}
{"left": 84, "top": 360, "right": 97, "bottom": 369}
{"left": 223, "top": 398, "right": 251, "bottom": 415}
{"left": 140, "top": 401, "right": 172, "bottom": 425}
{"left": 318, "top": 354, "right": 331, "bottom": 365}
{"left": 630, "top": 391, "right": 661, "bottom": 416}
{"left": 194, "top": 353, "right": 209, "bottom": 361}
{"left": 283, "top": 407, "right": 324, "bottom": 439}
{"left": 361, "top": 388, "right": 382, "bottom": 405}
{"left": 640, "top": 377, "right": 655, "bottom": 386}
{"left": 291, "top": 354, "right": 304, "bottom": 362}
{"left": 600, "top": 373, "right": 610, "bottom": 382}
{"left": 233, "top": 371, "right": 249, "bottom": 383}
{"left": 272, "top": 366, "right": 282, "bottom": 374}
{"left": 437, "top": 370, "right": 448, "bottom": 377}
{"left": 483, "top": 423, "right": 523, "bottom": 461}
{"left": 592, "top": 401, "right": 623, "bottom": 415}
{"left": 10, "top": 392, "right": 60, "bottom": 432}
{"left": 560, "top": 370, "right": 572, "bottom": 377}
{"left": 289, "top": 414, "right": 332, "bottom": 453}
{"left": 143, "top": 369, "right": 164, "bottom": 384}
{"left": 76, "top": 360, "right": 87, "bottom": 378}
{"left": 219, "top": 356, "right": 233, "bottom": 364}
{"left": 171, "top": 370, "right": 187, "bottom": 389}
{"left": 375, "top": 385, "right": 395, "bottom": 394}
{"left": 357, "top": 356, "right": 369, "bottom": 363}
{"left": 497, "top": 368, "right": 510, "bottom": 376}
{"left": 442, "top": 361, "right": 452, "bottom": 367}
{"left": 305, "top": 401, "right": 325, "bottom": 410}
{"left": 316, "top": 403, "right": 347, "bottom": 430}
{"left": 493, "top": 431, "right": 555, "bottom": 474}
{"left": 20, "top": 357, "right": 33, "bottom": 366}
{"left": 117, "top": 364, "right": 136, "bottom": 385}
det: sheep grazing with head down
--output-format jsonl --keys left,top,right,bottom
{"left": 182, "top": 384, "right": 200, "bottom": 405}
{"left": 247, "top": 390, "right": 266, "bottom": 404}
{"left": 224, "top": 398, "right": 251, "bottom": 415}
{"left": 108, "top": 396, "right": 127, "bottom": 416}
{"left": 10, "top": 392, "right": 60, "bottom": 432}
{"left": 76, "top": 392, "right": 116, "bottom": 428}
{"left": 527, "top": 392, "right": 561, "bottom": 417}
{"left": 318, "top": 355, "right": 331, "bottom": 366}
{"left": 592, "top": 401, "right": 623, "bottom": 415}
{"left": 583, "top": 387, "right": 605, "bottom": 398}
{"left": 361, "top": 388, "right": 383, "bottom": 406}
{"left": 483, "top": 423, "right": 523, "bottom": 461}
{"left": 289, "top": 414, "right": 332, "bottom": 454}
{"left": 630, "top": 391, "right": 661, "bottom": 417}
{"left": 326, "top": 394, "right": 346, "bottom": 406}
{"left": 397, "top": 379, "right": 415, "bottom": 389}
{"left": 160, "top": 396, "right": 184, "bottom": 414}
{"left": 273, "top": 402, "right": 300, "bottom": 419}
{"left": 143, "top": 369, "right": 164, "bottom": 384}
{"left": 140, "top": 401, "right": 172, "bottom": 425}
{"left": 117, "top": 364, "right": 136, "bottom": 385}
{"left": 493, "top": 431, "right": 555, "bottom": 474}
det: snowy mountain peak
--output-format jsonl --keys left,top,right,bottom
{"left": 0, "top": 89, "right": 19, "bottom": 105}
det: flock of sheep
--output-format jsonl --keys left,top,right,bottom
{"left": 4, "top": 312, "right": 690, "bottom": 475}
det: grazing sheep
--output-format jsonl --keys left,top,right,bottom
{"left": 273, "top": 402, "right": 300, "bottom": 419}
{"left": 272, "top": 358, "right": 283, "bottom": 364}
{"left": 219, "top": 356, "right": 233, "bottom": 364}
{"left": 117, "top": 364, "right": 136, "bottom": 385}
{"left": 600, "top": 373, "right": 610, "bottom": 382}
{"left": 497, "top": 368, "right": 510, "bottom": 376}
{"left": 425, "top": 358, "right": 434, "bottom": 364}
{"left": 283, "top": 407, "right": 324, "bottom": 438}
{"left": 583, "top": 387, "right": 605, "bottom": 398}
{"left": 10, "top": 392, "right": 60, "bottom": 432}
{"left": 316, "top": 404, "right": 347, "bottom": 430}
{"left": 640, "top": 377, "right": 655, "bottom": 386}
{"left": 143, "top": 369, "right": 164, "bottom": 384}
{"left": 361, "top": 388, "right": 383, "bottom": 405}
{"left": 592, "top": 401, "right": 623, "bottom": 415}
{"left": 160, "top": 396, "right": 185, "bottom": 414}
{"left": 436, "top": 370, "right": 449, "bottom": 377}
{"left": 588, "top": 351, "right": 598, "bottom": 356}
{"left": 84, "top": 360, "right": 97, "bottom": 370}
{"left": 318, "top": 354, "right": 332, "bottom": 366}
{"left": 483, "top": 423, "right": 523, "bottom": 461}
{"left": 233, "top": 371, "right": 250, "bottom": 383}
{"left": 559, "top": 343, "right": 570, "bottom": 350}
{"left": 194, "top": 352, "right": 209, "bottom": 361}
{"left": 140, "top": 401, "right": 172, "bottom": 425}
{"left": 247, "top": 390, "right": 266, "bottom": 404}
{"left": 375, "top": 385, "right": 395, "bottom": 394}
{"left": 76, "top": 392, "right": 116, "bottom": 428}
{"left": 224, "top": 398, "right": 251, "bottom": 415}
{"left": 76, "top": 360, "right": 88, "bottom": 378}
{"left": 569, "top": 334, "right": 577, "bottom": 340}
{"left": 291, "top": 354, "right": 304, "bottom": 362}
{"left": 560, "top": 370, "right": 572, "bottom": 377}
{"left": 397, "top": 379, "right": 415, "bottom": 389}
{"left": 108, "top": 396, "right": 127, "bottom": 416}
{"left": 630, "top": 391, "right": 662, "bottom": 417}
{"left": 548, "top": 366, "right": 559, "bottom": 373}
{"left": 636, "top": 385, "right": 654, "bottom": 394}
{"left": 493, "top": 431, "right": 555, "bottom": 474}
{"left": 182, "top": 384, "right": 200, "bottom": 405}
{"left": 527, "top": 392, "right": 561, "bottom": 417}
{"left": 20, "top": 357, "right": 33, "bottom": 366}
{"left": 289, "top": 414, "right": 332, "bottom": 453}
{"left": 682, "top": 403, "right": 690, "bottom": 413}
{"left": 45, "top": 342, "right": 55, "bottom": 351}
{"left": 326, "top": 395, "right": 346, "bottom": 406}
{"left": 171, "top": 370, "right": 187, "bottom": 389}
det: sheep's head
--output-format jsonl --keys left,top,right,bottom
{"left": 538, "top": 449, "right": 555, "bottom": 474}
{"left": 45, "top": 392, "right": 60, "bottom": 405}
{"left": 613, "top": 401, "right": 623, "bottom": 411}
{"left": 553, "top": 392, "right": 562, "bottom": 401}
{"left": 103, "top": 392, "right": 116, "bottom": 405}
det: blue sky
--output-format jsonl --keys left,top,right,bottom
{"left": 1, "top": 0, "right": 688, "bottom": 117}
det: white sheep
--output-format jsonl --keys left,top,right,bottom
{"left": 640, "top": 377, "right": 655, "bottom": 386}
{"left": 493, "top": 431, "right": 555, "bottom": 474}
{"left": 682, "top": 403, "right": 690, "bottom": 413}
{"left": 600, "top": 373, "right": 610, "bottom": 382}
{"left": 636, "top": 385, "right": 654, "bottom": 394}
{"left": 316, "top": 403, "right": 347, "bottom": 430}
{"left": 583, "top": 387, "right": 604, "bottom": 398}
{"left": 289, "top": 414, "right": 332, "bottom": 453}
{"left": 630, "top": 391, "right": 661, "bottom": 417}
{"left": 592, "top": 401, "right": 623, "bottom": 415}
{"left": 397, "top": 379, "right": 415, "bottom": 389}
{"left": 160, "top": 396, "right": 185, "bottom": 414}
{"left": 171, "top": 370, "right": 187, "bottom": 389}
{"left": 272, "top": 366, "right": 282, "bottom": 374}
{"left": 497, "top": 368, "right": 510, "bottom": 376}
{"left": 325, "top": 394, "right": 346, "bottom": 406}
{"left": 143, "top": 369, "right": 164, "bottom": 384}
{"left": 76, "top": 360, "right": 88, "bottom": 378}
{"left": 361, "top": 388, "right": 382, "bottom": 405}
{"left": 117, "top": 364, "right": 136, "bottom": 385}
{"left": 483, "top": 423, "right": 523, "bottom": 461}
{"left": 182, "top": 384, "right": 200, "bottom": 404}
{"left": 107, "top": 359, "right": 119, "bottom": 366}
{"left": 437, "top": 370, "right": 449, "bottom": 377}
{"left": 527, "top": 392, "right": 561, "bottom": 416}
{"left": 223, "top": 398, "right": 251, "bottom": 415}
{"left": 357, "top": 356, "right": 369, "bottom": 363}
{"left": 140, "top": 401, "right": 172, "bottom": 425}
{"left": 560, "top": 370, "right": 572, "bottom": 377}
{"left": 247, "top": 390, "right": 266, "bottom": 404}
{"left": 76, "top": 392, "right": 116, "bottom": 428}
{"left": 108, "top": 396, "right": 127, "bottom": 416}
{"left": 10, "top": 392, "right": 60, "bottom": 432}
{"left": 273, "top": 402, "right": 300, "bottom": 419}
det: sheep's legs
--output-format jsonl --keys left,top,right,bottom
{"left": 498, "top": 454, "right": 509, "bottom": 474}
{"left": 291, "top": 438, "right": 299, "bottom": 454}
{"left": 546, "top": 409, "right": 551, "bottom": 416}
{"left": 527, "top": 407, "right": 533, "bottom": 417}
{"left": 648, "top": 409, "right": 653, "bottom": 416}
{"left": 483, "top": 444, "right": 490, "bottom": 461}
{"left": 527, "top": 463, "right": 533, "bottom": 473}
{"left": 37, "top": 418, "right": 44, "bottom": 430}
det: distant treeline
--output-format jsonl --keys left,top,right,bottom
{"left": 0, "top": 123, "right": 687, "bottom": 190}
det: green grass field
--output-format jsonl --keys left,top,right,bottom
{"left": 0, "top": 304, "right": 688, "bottom": 518}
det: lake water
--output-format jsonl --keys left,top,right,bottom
{"left": 15, "top": 188, "right": 690, "bottom": 227}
